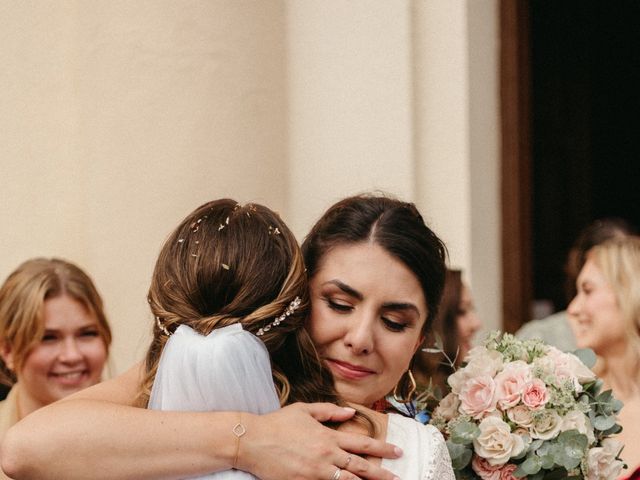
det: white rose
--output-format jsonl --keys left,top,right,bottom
{"left": 561, "top": 410, "right": 595, "bottom": 445}
{"left": 506, "top": 405, "right": 534, "bottom": 428}
{"left": 530, "top": 409, "right": 562, "bottom": 440}
{"left": 434, "top": 392, "right": 460, "bottom": 420}
{"left": 449, "top": 347, "right": 503, "bottom": 395}
{"left": 473, "top": 416, "right": 525, "bottom": 466}
{"left": 548, "top": 349, "right": 596, "bottom": 393}
{"left": 586, "top": 439, "right": 624, "bottom": 480}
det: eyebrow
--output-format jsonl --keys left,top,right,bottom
{"left": 381, "top": 302, "right": 421, "bottom": 317}
{"left": 322, "top": 280, "right": 422, "bottom": 316}
{"left": 322, "top": 280, "right": 363, "bottom": 300}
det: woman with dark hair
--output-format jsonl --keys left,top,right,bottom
{"left": 3, "top": 194, "right": 454, "bottom": 479}
{"left": 412, "top": 269, "right": 481, "bottom": 395}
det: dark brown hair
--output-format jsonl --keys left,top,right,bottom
{"left": 414, "top": 269, "right": 462, "bottom": 394}
{"left": 137, "top": 199, "right": 341, "bottom": 409}
{"left": 302, "top": 193, "right": 448, "bottom": 401}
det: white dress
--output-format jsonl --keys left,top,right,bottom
{"left": 381, "top": 414, "right": 455, "bottom": 480}
{"left": 149, "top": 323, "right": 455, "bottom": 479}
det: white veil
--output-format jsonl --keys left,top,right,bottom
{"left": 149, "top": 323, "right": 281, "bottom": 479}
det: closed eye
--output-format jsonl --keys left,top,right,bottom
{"left": 324, "top": 298, "right": 353, "bottom": 313}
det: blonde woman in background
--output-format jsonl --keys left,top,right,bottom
{"left": 0, "top": 258, "right": 111, "bottom": 477}
{"left": 567, "top": 236, "right": 640, "bottom": 477}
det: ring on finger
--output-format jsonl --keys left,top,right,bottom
{"left": 331, "top": 468, "right": 342, "bottom": 480}
{"left": 343, "top": 455, "right": 352, "bottom": 469}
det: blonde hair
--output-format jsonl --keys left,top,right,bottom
{"left": 0, "top": 258, "right": 112, "bottom": 385}
{"left": 589, "top": 236, "right": 640, "bottom": 368}
{"left": 136, "top": 200, "right": 343, "bottom": 409}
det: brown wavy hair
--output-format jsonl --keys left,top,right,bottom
{"left": 0, "top": 258, "right": 112, "bottom": 386}
{"left": 413, "top": 269, "right": 462, "bottom": 395}
{"left": 136, "top": 199, "right": 343, "bottom": 410}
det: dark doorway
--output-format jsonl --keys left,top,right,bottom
{"left": 530, "top": 0, "right": 640, "bottom": 314}
{"left": 501, "top": 0, "right": 640, "bottom": 330}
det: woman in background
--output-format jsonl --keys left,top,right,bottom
{"left": 567, "top": 236, "right": 640, "bottom": 477}
{"left": 413, "top": 269, "right": 481, "bottom": 398}
{"left": 0, "top": 258, "right": 111, "bottom": 455}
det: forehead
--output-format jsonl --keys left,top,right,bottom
{"left": 578, "top": 258, "right": 606, "bottom": 282}
{"left": 43, "top": 295, "right": 98, "bottom": 329}
{"left": 313, "top": 242, "right": 427, "bottom": 309}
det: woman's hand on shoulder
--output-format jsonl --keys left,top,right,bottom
{"left": 238, "top": 402, "right": 401, "bottom": 480}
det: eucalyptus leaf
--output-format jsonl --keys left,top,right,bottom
{"left": 450, "top": 421, "right": 480, "bottom": 445}
{"left": 446, "top": 441, "right": 472, "bottom": 469}
{"left": 593, "top": 415, "right": 617, "bottom": 431}
{"left": 514, "top": 455, "right": 542, "bottom": 476}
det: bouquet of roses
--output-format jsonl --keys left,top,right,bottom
{"left": 428, "top": 332, "right": 625, "bottom": 479}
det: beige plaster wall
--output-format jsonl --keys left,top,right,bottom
{"left": 1, "top": 1, "right": 288, "bottom": 373}
{"left": 1, "top": 0, "right": 500, "bottom": 373}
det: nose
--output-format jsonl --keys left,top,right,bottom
{"left": 567, "top": 294, "right": 581, "bottom": 317}
{"left": 59, "top": 337, "right": 83, "bottom": 364}
{"left": 343, "top": 310, "right": 375, "bottom": 355}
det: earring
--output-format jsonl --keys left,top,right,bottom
{"left": 393, "top": 369, "right": 417, "bottom": 404}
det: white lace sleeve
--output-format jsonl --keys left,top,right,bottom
{"left": 422, "top": 426, "right": 455, "bottom": 480}
{"left": 149, "top": 323, "right": 280, "bottom": 479}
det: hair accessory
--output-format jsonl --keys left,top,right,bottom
{"left": 256, "top": 296, "right": 301, "bottom": 336}
{"left": 232, "top": 413, "right": 246, "bottom": 469}
{"left": 218, "top": 224, "right": 225, "bottom": 231}
{"left": 268, "top": 226, "right": 281, "bottom": 236}
{"left": 221, "top": 263, "right": 230, "bottom": 270}
{"left": 156, "top": 316, "right": 171, "bottom": 336}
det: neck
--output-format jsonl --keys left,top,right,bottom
{"left": 14, "top": 383, "right": 44, "bottom": 420}
{"left": 597, "top": 343, "right": 640, "bottom": 400}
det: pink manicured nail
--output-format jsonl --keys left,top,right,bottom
{"left": 393, "top": 446, "right": 403, "bottom": 457}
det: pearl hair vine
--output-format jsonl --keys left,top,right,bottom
{"left": 256, "top": 296, "right": 302, "bottom": 336}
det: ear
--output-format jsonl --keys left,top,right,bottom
{"left": 0, "top": 342, "right": 15, "bottom": 371}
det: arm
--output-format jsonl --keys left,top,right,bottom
{"left": 1, "top": 363, "right": 402, "bottom": 480}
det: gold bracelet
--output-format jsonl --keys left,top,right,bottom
{"left": 231, "top": 413, "right": 247, "bottom": 469}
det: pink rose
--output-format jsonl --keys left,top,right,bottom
{"left": 521, "top": 378, "right": 549, "bottom": 410}
{"left": 499, "top": 463, "right": 519, "bottom": 480}
{"left": 494, "top": 361, "right": 531, "bottom": 410}
{"left": 471, "top": 455, "right": 501, "bottom": 480}
{"left": 459, "top": 374, "right": 497, "bottom": 419}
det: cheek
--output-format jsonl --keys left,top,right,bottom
{"left": 85, "top": 341, "right": 108, "bottom": 368}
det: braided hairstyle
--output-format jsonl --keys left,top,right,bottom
{"left": 136, "top": 199, "right": 339, "bottom": 408}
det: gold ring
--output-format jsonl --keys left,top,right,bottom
{"left": 343, "top": 455, "right": 352, "bottom": 469}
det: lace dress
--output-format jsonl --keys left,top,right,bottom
{"left": 381, "top": 413, "right": 455, "bottom": 480}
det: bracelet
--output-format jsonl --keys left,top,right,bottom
{"left": 231, "top": 413, "right": 247, "bottom": 469}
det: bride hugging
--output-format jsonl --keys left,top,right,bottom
{"left": 2, "top": 195, "right": 454, "bottom": 480}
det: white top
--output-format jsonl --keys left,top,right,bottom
{"left": 382, "top": 413, "right": 455, "bottom": 480}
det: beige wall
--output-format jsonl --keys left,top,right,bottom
{"left": 0, "top": 0, "right": 499, "bottom": 374}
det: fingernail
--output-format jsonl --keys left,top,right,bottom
{"left": 342, "top": 407, "right": 356, "bottom": 413}
{"left": 394, "top": 446, "right": 403, "bottom": 457}
{"left": 393, "top": 477, "right": 401, "bottom": 480}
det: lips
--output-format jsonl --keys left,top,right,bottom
{"left": 325, "top": 358, "right": 376, "bottom": 380}
{"left": 49, "top": 370, "right": 89, "bottom": 386}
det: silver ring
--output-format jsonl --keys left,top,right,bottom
{"left": 331, "top": 468, "right": 342, "bottom": 480}
{"left": 343, "top": 455, "right": 352, "bottom": 469}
